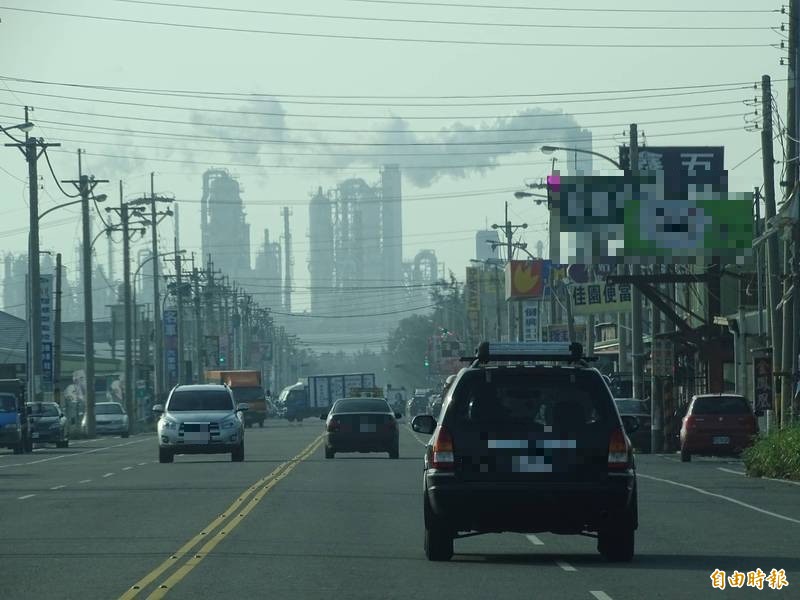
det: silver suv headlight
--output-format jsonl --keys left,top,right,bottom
{"left": 221, "top": 415, "right": 239, "bottom": 430}
{"left": 160, "top": 417, "right": 179, "bottom": 430}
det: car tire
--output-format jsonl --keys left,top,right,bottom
{"left": 158, "top": 448, "right": 174, "bottom": 463}
{"left": 424, "top": 497, "right": 453, "bottom": 561}
{"left": 231, "top": 443, "right": 245, "bottom": 462}
{"left": 680, "top": 446, "right": 691, "bottom": 462}
{"left": 24, "top": 437, "right": 33, "bottom": 453}
{"left": 325, "top": 446, "right": 335, "bottom": 459}
{"left": 13, "top": 444, "right": 22, "bottom": 455}
{"left": 389, "top": 445, "right": 399, "bottom": 459}
{"left": 121, "top": 432, "right": 130, "bottom": 439}
{"left": 56, "top": 440, "right": 68, "bottom": 449}
{"left": 598, "top": 512, "right": 635, "bottom": 562}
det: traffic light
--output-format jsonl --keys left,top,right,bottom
{"left": 219, "top": 354, "right": 226, "bottom": 365}
{"left": 424, "top": 356, "right": 430, "bottom": 368}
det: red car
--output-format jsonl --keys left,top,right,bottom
{"left": 679, "top": 393, "right": 758, "bottom": 462}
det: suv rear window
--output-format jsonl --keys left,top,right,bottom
{"left": 168, "top": 390, "right": 234, "bottom": 411}
{"left": 691, "top": 396, "right": 751, "bottom": 415}
{"left": 333, "top": 399, "right": 391, "bottom": 413}
{"left": 449, "top": 369, "right": 613, "bottom": 429}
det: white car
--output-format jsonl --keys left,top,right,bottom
{"left": 82, "top": 402, "right": 129, "bottom": 438}
{"left": 154, "top": 384, "right": 247, "bottom": 463}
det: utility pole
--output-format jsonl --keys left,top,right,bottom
{"left": 5, "top": 108, "right": 59, "bottom": 404}
{"left": 491, "top": 202, "right": 527, "bottom": 341}
{"left": 192, "top": 263, "right": 203, "bottom": 383}
{"left": 63, "top": 150, "right": 107, "bottom": 437}
{"left": 629, "top": 124, "right": 645, "bottom": 401}
{"left": 282, "top": 207, "right": 292, "bottom": 313}
{"left": 788, "top": 0, "right": 800, "bottom": 425}
{"left": 175, "top": 245, "right": 185, "bottom": 385}
{"left": 761, "top": 75, "right": 783, "bottom": 422}
{"left": 121, "top": 182, "right": 135, "bottom": 429}
{"left": 106, "top": 183, "right": 147, "bottom": 427}
{"left": 651, "top": 264, "right": 663, "bottom": 453}
{"left": 128, "top": 175, "right": 173, "bottom": 404}
{"left": 54, "top": 253, "right": 62, "bottom": 406}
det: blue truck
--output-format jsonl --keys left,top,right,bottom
{"left": 279, "top": 373, "right": 377, "bottom": 422}
{"left": 0, "top": 379, "right": 33, "bottom": 454}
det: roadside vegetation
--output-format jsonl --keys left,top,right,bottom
{"left": 742, "top": 424, "right": 800, "bottom": 481}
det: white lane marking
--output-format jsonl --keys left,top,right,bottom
{"left": 526, "top": 534, "right": 544, "bottom": 546}
{"left": 0, "top": 437, "right": 150, "bottom": 470}
{"left": 590, "top": 592, "right": 614, "bottom": 600}
{"left": 122, "top": 466, "right": 133, "bottom": 471}
{"left": 718, "top": 467, "right": 746, "bottom": 476}
{"left": 103, "top": 472, "right": 114, "bottom": 478}
{"left": 556, "top": 560, "right": 577, "bottom": 572}
{"left": 138, "top": 462, "right": 147, "bottom": 466}
{"left": 18, "top": 494, "right": 35, "bottom": 500}
{"left": 50, "top": 485, "right": 66, "bottom": 490}
{"left": 79, "top": 479, "right": 92, "bottom": 484}
{"left": 639, "top": 473, "right": 800, "bottom": 525}
{"left": 718, "top": 467, "right": 800, "bottom": 487}
{"left": 405, "top": 424, "right": 429, "bottom": 447}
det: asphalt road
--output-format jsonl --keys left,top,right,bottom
{"left": 1, "top": 420, "right": 798, "bottom": 599}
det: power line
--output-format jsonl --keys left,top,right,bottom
{"left": 338, "top": 0, "right": 776, "bottom": 14}
{"left": 269, "top": 303, "right": 436, "bottom": 318}
{"left": 0, "top": 89, "right": 746, "bottom": 125}
{"left": 0, "top": 100, "right": 744, "bottom": 137}
{"left": 0, "top": 6, "right": 773, "bottom": 48}
{"left": 0, "top": 73, "right": 759, "bottom": 105}
{"left": 24, "top": 112, "right": 743, "bottom": 147}
{"left": 108, "top": 0, "right": 774, "bottom": 30}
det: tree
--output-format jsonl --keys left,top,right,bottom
{"left": 387, "top": 313, "right": 433, "bottom": 390}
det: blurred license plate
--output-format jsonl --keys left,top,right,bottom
{"left": 32, "top": 432, "right": 39, "bottom": 439}
{"left": 184, "top": 432, "right": 209, "bottom": 443}
{"left": 713, "top": 436, "right": 730, "bottom": 445}
{"left": 360, "top": 421, "right": 376, "bottom": 433}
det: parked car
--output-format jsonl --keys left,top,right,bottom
{"left": 614, "top": 398, "right": 651, "bottom": 453}
{"left": 680, "top": 393, "right": 758, "bottom": 462}
{"left": 27, "top": 402, "right": 69, "bottom": 448}
{"left": 427, "top": 395, "right": 444, "bottom": 420}
{"left": 412, "top": 341, "right": 638, "bottom": 562}
{"left": 154, "top": 384, "right": 248, "bottom": 463}
{"left": 82, "top": 402, "right": 129, "bottom": 437}
{"left": 406, "top": 394, "right": 429, "bottom": 419}
{"left": 322, "top": 397, "right": 402, "bottom": 459}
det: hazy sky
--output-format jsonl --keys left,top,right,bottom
{"left": 0, "top": 0, "right": 784, "bottom": 315}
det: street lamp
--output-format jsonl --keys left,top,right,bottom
{"left": 132, "top": 250, "right": 185, "bottom": 404}
{"left": 513, "top": 190, "right": 548, "bottom": 204}
{"left": 0, "top": 121, "right": 34, "bottom": 140}
{"left": 38, "top": 193, "right": 106, "bottom": 221}
{"left": 540, "top": 145, "right": 623, "bottom": 171}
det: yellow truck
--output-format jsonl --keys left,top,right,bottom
{"left": 204, "top": 370, "right": 267, "bottom": 427}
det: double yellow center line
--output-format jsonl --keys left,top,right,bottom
{"left": 119, "top": 434, "right": 324, "bottom": 600}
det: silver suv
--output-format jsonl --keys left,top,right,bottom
{"left": 154, "top": 384, "right": 248, "bottom": 463}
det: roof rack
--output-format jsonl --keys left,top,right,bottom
{"left": 460, "top": 341, "right": 598, "bottom": 367}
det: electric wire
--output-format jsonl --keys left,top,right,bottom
{"left": 108, "top": 0, "right": 775, "bottom": 30}
{"left": 0, "top": 6, "right": 773, "bottom": 48}
{"left": 41, "top": 148, "right": 81, "bottom": 198}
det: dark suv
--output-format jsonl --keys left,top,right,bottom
{"left": 411, "top": 342, "right": 638, "bottom": 562}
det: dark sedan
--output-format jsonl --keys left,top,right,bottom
{"left": 615, "top": 398, "right": 651, "bottom": 453}
{"left": 27, "top": 402, "right": 69, "bottom": 448}
{"left": 322, "top": 398, "right": 402, "bottom": 459}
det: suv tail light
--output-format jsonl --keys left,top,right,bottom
{"left": 684, "top": 415, "right": 697, "bottom": 430}
{"left": 608, "top": 427, "right": 630, "bottom": 470}
{"left": 327, "top": 418, "right": 340, "bottom": 433}
{"left": 430, "top": 425, "right": 455, "bottom": 470}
